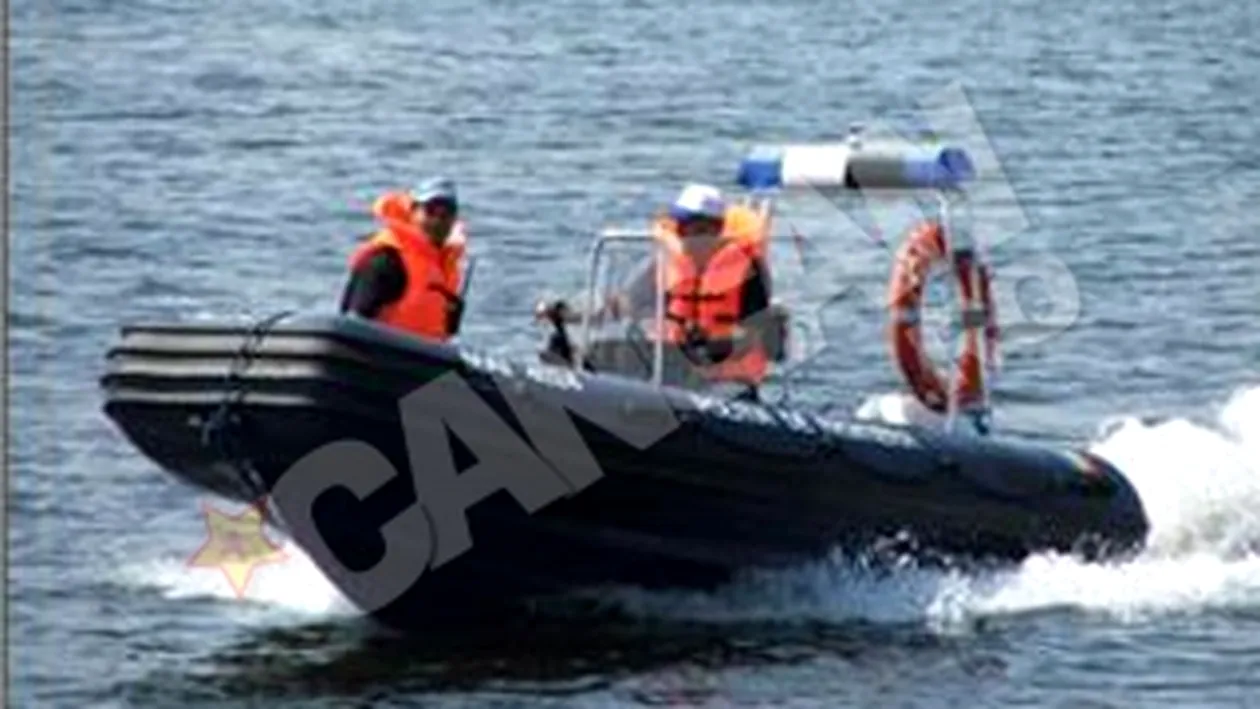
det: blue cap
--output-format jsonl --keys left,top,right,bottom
{"left": 412, "top": 177, "right": 457, "bottom": 205}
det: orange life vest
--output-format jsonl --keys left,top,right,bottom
{"left": 652, "top": 205, "right": 771, "bottom": 385}
{"left": 347, "top": 191, "right": 467, "bottom": 341}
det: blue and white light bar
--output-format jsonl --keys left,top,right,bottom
{"left": 736, "top": 141, "right": 976, "bottom": 191}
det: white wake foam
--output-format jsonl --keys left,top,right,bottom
{"left": 124, "top": 531, "right": 359, "bottom": 625}
{"left": 592, "top": 384, "right": 1260, "bottom": 629}
{"left": 1090, "top": 385, "right": 1260, "bottom": 560}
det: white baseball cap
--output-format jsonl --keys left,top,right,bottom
{"left": 668, "top": 183, "right": 726, "bottom": 221}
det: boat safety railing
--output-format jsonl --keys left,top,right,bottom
{"left": 578, "top": 229, "right": 668, "bottom": 386}
{"left": 734, "top": 132, "right": 994, "bottom": 436}
{"left": 578, "top": 193, "right": 777, "bottom": 390}
{"left": 932, "top": 188, "right": 994, "bottom": 436}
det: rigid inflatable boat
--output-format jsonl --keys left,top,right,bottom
{"left": 100, "top": 139, "right": 1149, "bottom": 627}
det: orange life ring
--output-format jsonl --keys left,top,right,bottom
{"left": 887, "top": 221, "right": 998, "bottom": 415}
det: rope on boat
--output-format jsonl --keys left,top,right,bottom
{"left": 199, "top": 309, "right": 295, "bottom": 503}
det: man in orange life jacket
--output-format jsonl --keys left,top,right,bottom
{"left": 340, "top": 178, "right": 468, "bottom": 342}
{"left": 651, "top": 183, "right": 776, "bottom": 395}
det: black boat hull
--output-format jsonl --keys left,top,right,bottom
{"left": 100, "top": 315, "right": 1148, "bottom": 627}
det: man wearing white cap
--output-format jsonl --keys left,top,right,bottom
{"left": 667, "top": 183, "right": 727, "bottom": 232}
{"left": 650, "top": 182, "right": 778, "bottom": 394}
{"left": 340, "top": 177, "right": 470, "bottom": 341}
{"left": 534, "top": 182, "right": 787, "bottom": 394}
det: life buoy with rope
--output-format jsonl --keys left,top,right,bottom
{"left": 888, "top": 220, "right": 998, "bottom": 416}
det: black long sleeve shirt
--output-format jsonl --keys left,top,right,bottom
{"left": 339, "top": 248, "right": 408, "bottom": 318}
{"left": 738, "top": 258, "right": 770, "bottom": 319}
{"left": 339, "top": 247, "right": 465, "bottom": 336}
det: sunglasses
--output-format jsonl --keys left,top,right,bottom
{"left": 420, "top": 198, "right": 458, "bottom": 218}
{"left": 677, "top": 217, "right": 722, "bottom": 236}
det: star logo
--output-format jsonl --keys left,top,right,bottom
{"left": 187, "top": 498, "right": 288, "bottom": 598}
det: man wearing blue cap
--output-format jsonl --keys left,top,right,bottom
{"left": 340, "top": 178, "right": 470, "bottom": 342}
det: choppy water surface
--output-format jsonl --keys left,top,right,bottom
{"left": 11, "top": 0, "right": 1260, "bottom": 706}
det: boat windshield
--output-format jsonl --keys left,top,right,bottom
{"left": 573, "top": 230, "right": 716, "bottom": 391}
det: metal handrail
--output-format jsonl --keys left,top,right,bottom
{"left": 578, "top": 230, "right": 669, "bottom": 386}
{"left": 936, "top": 189, "right": 993, "bottom": 435}
{"left": 577, "top": 195, "right": 776, "bottom": 389}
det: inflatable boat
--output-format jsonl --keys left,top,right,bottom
{"left": 99, "top": 139, "right": 1149, "bottom": 627}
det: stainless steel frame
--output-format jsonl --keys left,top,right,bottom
{"left": 569, "top": 188, "right": 991, "bottom": 433}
